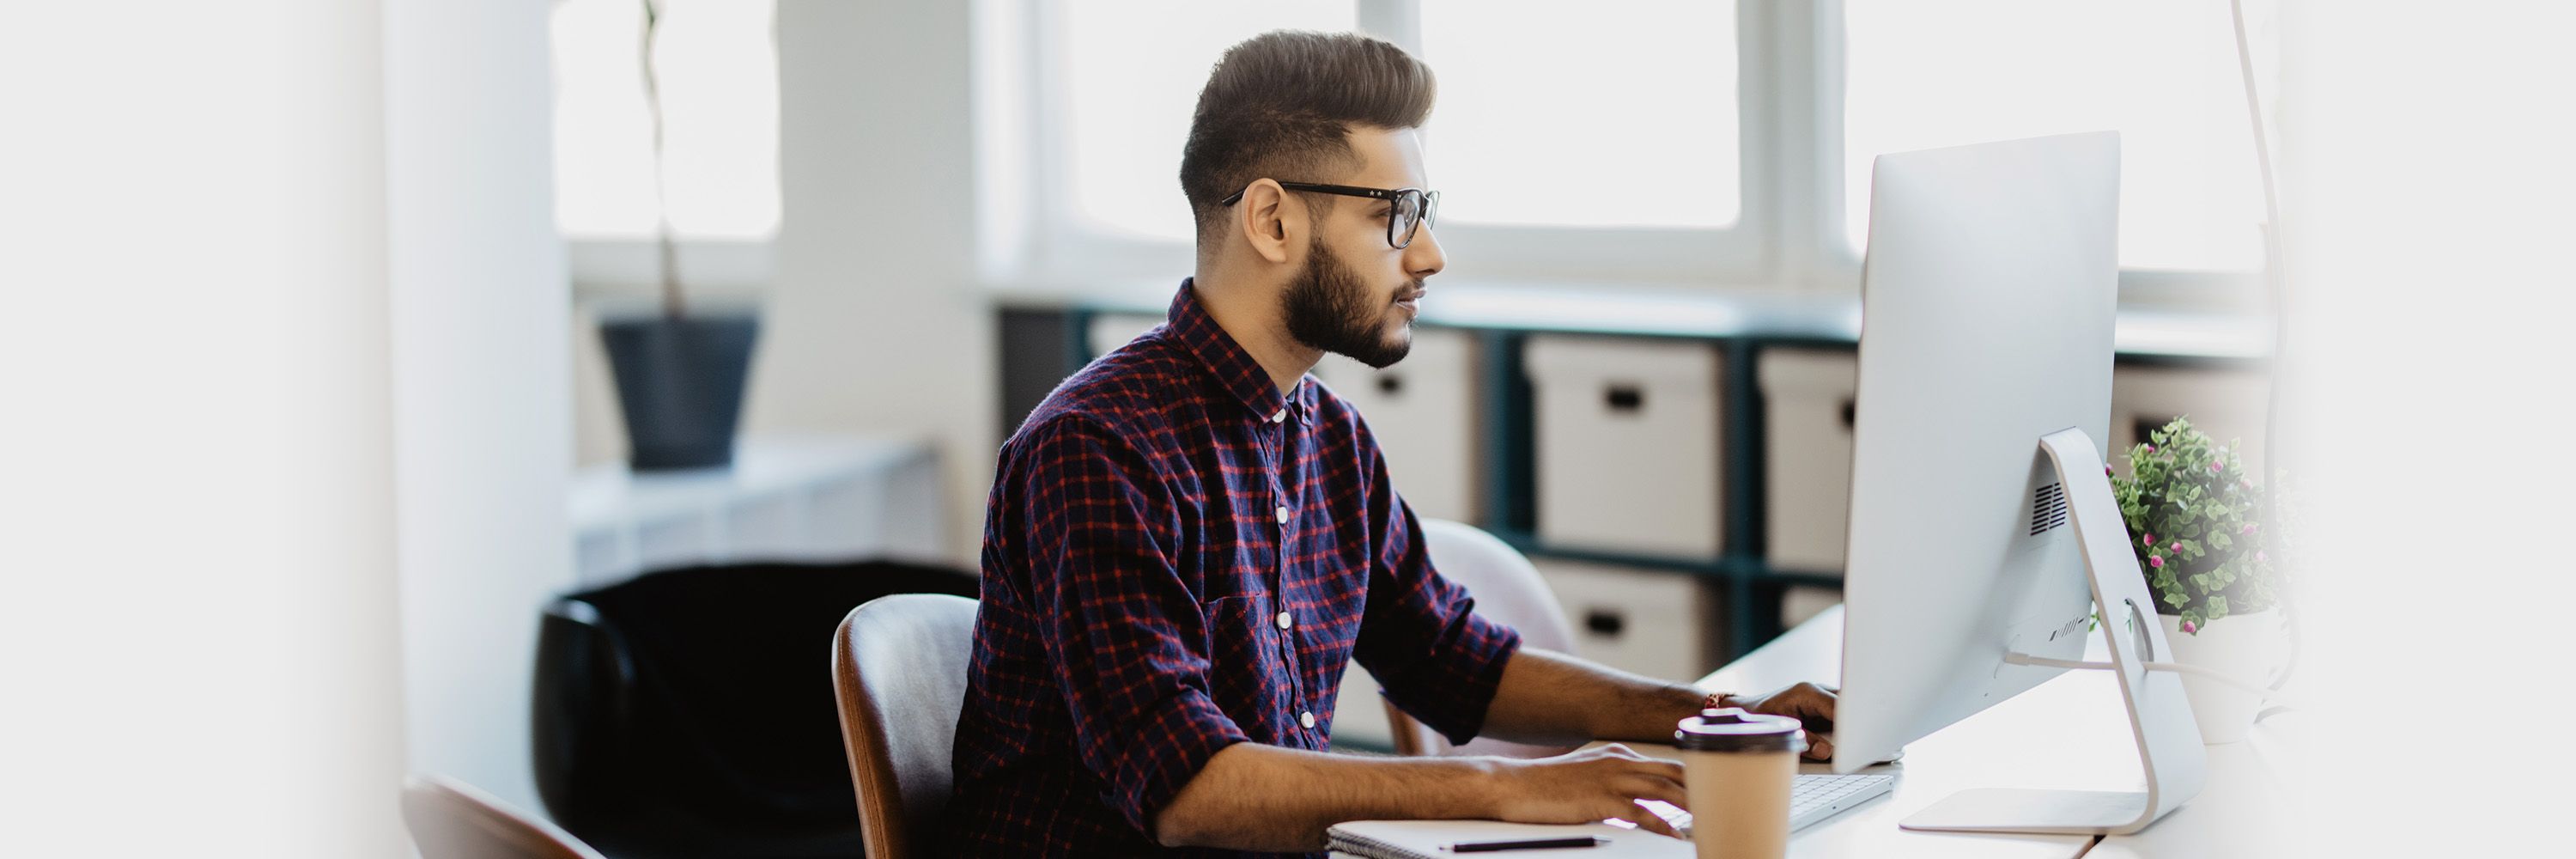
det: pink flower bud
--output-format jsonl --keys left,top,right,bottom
{"left": 2181, "top": 620, "right": 2198, "bottom": 635}
{"left": 2144, "top": 533, "right": 2154, "bottom": 544}
{"left": 2256, "top": 550, "right": 2268, "bottom": 563}
{"left": 2209, "top": 460, "right": 2223, "bottom": 472}
{"left": 2241, "top": 522, "right": 2257, "bottom": 533}
{"left": 2148, "top": 555, "right": 2165, "bottom": 568}
{"left": 2143, "top": 444, "right": 2155, "bottom": 453}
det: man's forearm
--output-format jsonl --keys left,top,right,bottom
{"left": 1481, "top": 647, "right": 1710, "bottom": 746}
{"left": 1153, "top": 742, "right": 1495, "bottom": 850}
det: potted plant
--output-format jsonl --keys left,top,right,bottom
{"left": 2109, "top": 417, "right": 2286, "bottom": 744}
{"left": 598, "top": 0, "right": 760, "bottom": 471}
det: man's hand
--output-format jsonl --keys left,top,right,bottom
{"left": 1484, "top": 744, "right": 1691, "bottom": 839}
{"left": 1724, "top": 681, "right": 1839, "bottom": 763}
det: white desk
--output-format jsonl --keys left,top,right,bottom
{"left": 1332, "top": 605, "right": 2299, "bottom": 857}
{"left": 1689, "top": 606, "right": 2093, "bottom": 859}
{"left": 1695, "top": 604, "right": 2300, "bottom": 858}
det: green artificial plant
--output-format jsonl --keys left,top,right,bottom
{"left": 2108, "top": 417, "right": 2278, "bottom": 635}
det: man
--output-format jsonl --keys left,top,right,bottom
{"left": 947, "top": 30, "right": 1837, "bottom": 856}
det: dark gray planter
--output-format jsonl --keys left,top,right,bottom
{"left": 599, "top": 313, "right": 759, "bottom": 471}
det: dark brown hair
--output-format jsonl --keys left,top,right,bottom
{"left": 1179, "top": 30, "right": 1437, "bottom": 250}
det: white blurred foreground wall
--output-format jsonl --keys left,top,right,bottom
{"left": 2281, "top": 0, "right": 2576, "bottom": 853}
{"left": 2, "top": 3, "right": 410, "bottom": 856}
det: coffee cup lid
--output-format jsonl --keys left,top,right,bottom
{"left": 1673, "top": 707, "right": 1807, "bottom": 753}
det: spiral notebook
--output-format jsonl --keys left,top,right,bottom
{"left": 1327, "top": 820, "right": 1692, "bottom": 858}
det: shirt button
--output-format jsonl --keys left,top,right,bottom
{"left": 1275, "top": 506, "right": 1290, "bottom": 525}
{"left": 1271, "top": 409, "right": 1286, "bottom": 423}
{"left": 1275, "top": 611, "right": 1292, "bottom": 631}
{"left": 1300, "top": 711, "right": 1316, "bottom": 729}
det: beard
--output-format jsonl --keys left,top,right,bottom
{"left": 1280, "top": 235, "right": 1413, "bottom": 369}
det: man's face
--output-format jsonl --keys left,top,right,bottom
{"left": 1279, "top": 126, "right": 1444, "bottom": 370}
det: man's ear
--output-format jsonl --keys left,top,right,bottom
{"left": 1235, "top": 178, "right": 1302, "bottom": 266}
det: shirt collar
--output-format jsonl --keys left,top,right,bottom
{"left": 1168, "top": 278, "right": 1314, "bottom": 426}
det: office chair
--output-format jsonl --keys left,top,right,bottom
{"left": 532, "top": 560, "right": 978, "bottom": 859}
{"left": 403, "top": 774, "right": 609, "bottom": 859}
{"left": 830, "top": 593, "right": 979, "bottom": 859}
{"left": 1382, "top": 519, "right": 1583, "bottom": 758}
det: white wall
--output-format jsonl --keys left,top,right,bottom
{"left": 382, "top": 0, "right": 577, "bottom": 817}
{"left": 745, "top": 0, "right": 996, "bottom": 565}
{"left": 2, "top": 3, "right": 409, "bottom": 856}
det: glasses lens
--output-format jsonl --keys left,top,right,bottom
{"left": 1392, "top": 191, "right": 1425, "bottom": 248}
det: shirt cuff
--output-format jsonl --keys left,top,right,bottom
{"left": 1395, "top": 614, "right": 1523, "bottom": 747}
{"left": 1103, "top": 687, "right": 1252, "bottom": 837}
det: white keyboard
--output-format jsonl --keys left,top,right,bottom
{"left": 1631, "top": 773, "right": 1895, "bottom": 838}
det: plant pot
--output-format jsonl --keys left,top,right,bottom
{"left": 2158, "top": 606, "right": 2285, "bottom": 745}
{"left": 599, "top": 312, "right": 760, "bottom": 471}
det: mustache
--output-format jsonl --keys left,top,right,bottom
{"left": 1393, "top": 282, "right": 1428, "bottom": 302}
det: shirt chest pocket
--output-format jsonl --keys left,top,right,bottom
{"left": 1200, "top": 594, "right": 1292, "bottom": 734}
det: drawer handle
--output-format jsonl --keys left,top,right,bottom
{"left": 1584, "top": 609, "right": 1625, "bottom": 637}
{"left": 1839, "top": 398, "right": 1857, "bottom": 430}
{"left": 1376, "top": 374, "right": 1405, "bottom": 396}
{"left": 1604, "top": 385, "right": 1644, "bottom": 413}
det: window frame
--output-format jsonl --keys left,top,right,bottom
{"left": 552, "top": 0, "right": 2269, "bottom": 307}
{"left": 1006, "top": 0, "right": 1792, "bottom": 291}
{"left": 1807, "top": 0, "right": 2269, "bottom": 305}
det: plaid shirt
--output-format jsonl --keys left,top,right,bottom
{"left": 947, "top": 281, "right": 1522, "bottom": 857}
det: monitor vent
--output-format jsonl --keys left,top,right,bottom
{"left": 2029, "top": 483, "right": 2069, "bottom": 535}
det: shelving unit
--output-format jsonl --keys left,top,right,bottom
{"left": 999, "top": 282, "right": 2270, "bottom": 664}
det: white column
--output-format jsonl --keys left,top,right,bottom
{"left": 382, "top": 0, "right": 578, "bottom": 816}
{"left": 1, "top": 3, "right": 408, "bottom": 856}
{"left": 756, "top": 0, "right": 997, "bottom": 566}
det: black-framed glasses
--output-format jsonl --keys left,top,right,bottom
{"left": 1219, "top": 181, "right": 1442, "bottom": 249}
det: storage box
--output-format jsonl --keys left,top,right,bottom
{"left": 2110, "top": 365, "right": 2270, "bottom": 474}
{"left": 1524, "top": 336, "right": 1725, "bottom": 558}
{"left": 1535, "top": 558, "right": 1726, "bottom": 683}
{"left": 1312, "top": 327, "right": 1481, "bottom": 524}
{"left": 1759, "top": 348, "right": 1859, "bottom": 572}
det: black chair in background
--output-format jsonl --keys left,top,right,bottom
{"left": 533, "top": 560, "right": 978, "bottom": 859}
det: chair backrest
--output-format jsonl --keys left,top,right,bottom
{"left": 403, "top": 774, "right": 610, "bottom": 859}
{"left": 1386, "top": 519, "right": 1581, "bottom": 759}
{"left": 831, "top": 593, "right": 979, "bottom": 859}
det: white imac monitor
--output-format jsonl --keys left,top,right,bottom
{"left": 1831, "top": 131, "right": 2208, "bottom": 835}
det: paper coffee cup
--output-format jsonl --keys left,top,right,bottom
{"left": 1674, "top": 708, "right": 1806, "bottom": 859}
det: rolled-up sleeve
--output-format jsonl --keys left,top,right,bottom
{"left": 1014, "top": 416, "right": 1249, "bottom": 835}
{"left": 1349, "top": 442, "right": 1522, "bottom": 746}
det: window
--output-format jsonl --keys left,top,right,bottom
{"left": 1839, "top": 0, "right": 2268, "bottom": 272}
{"left": 550, "top": 0, "right": 779, "bottom": 241}
{"left": 1049, "top": 1, "right": 1355, "bottom": 245}
{"left": 1029, "top": 0, "right": 1760, "bottom": 283}
{"left": 998, "top": 0, "right": 2276, "bottom": 296}
{"left": 1417, "top": 0, "right": 1740, "bottom": 230}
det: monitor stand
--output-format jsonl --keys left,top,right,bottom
{"left": 1898, "top": 428, "right": 2208, "bottom": 836}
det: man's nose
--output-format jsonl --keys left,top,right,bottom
{"left": 1405, "top": 223, "right": 1446, "bottom": 279}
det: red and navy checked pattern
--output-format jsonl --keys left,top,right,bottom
{"left": 946, "top": 281, "right": 1523, "bottom": 857}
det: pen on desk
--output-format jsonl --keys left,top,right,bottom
{"left": 1440, "top": 836, "right": 1609, "bottom": 852}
